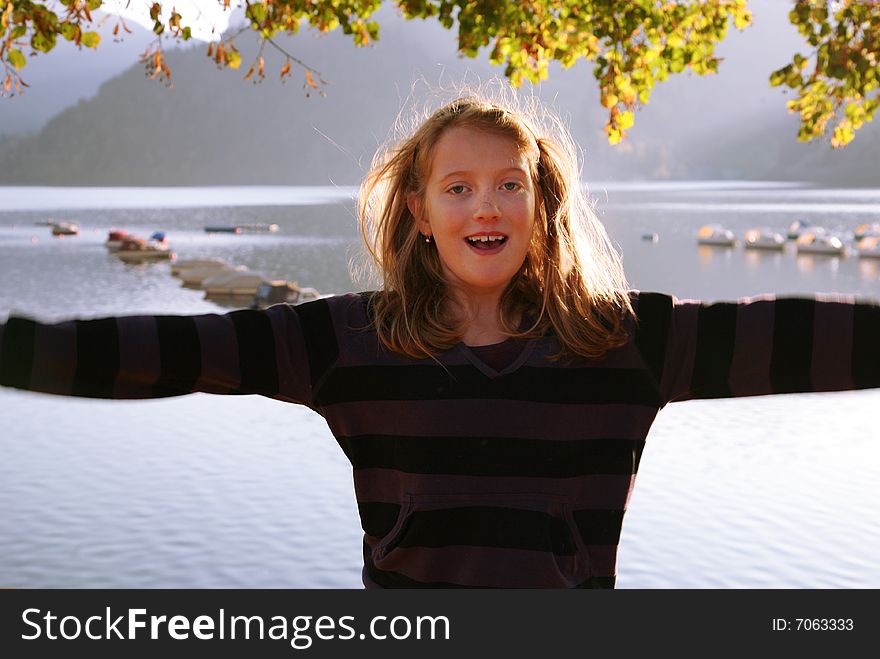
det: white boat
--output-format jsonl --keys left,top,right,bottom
{"left": 202, "top": 270, "right": 269, "bottom": 297}
{"left": 696, "top": 224, "right": 736, "bottom": 247}
{"left": 115, "top": 236, "right": 174, "bottom": 262}
{"left": 787, "top": 219, "right": 811, "bottom": 240}
{"left": 238, "top": 223, "right": 280, "bottom": 233}
{"left": 743, "top": 228, "right": 785, "bottom": 251}
{"left": 855, "top": 235, "right": 880, "bottom": 259}
{"left": 795, "top": 230, "right": 847, "bottom": 256}
{"left": 854, "top": 222, "right": 880, "bottom": 242}
{"left": 178, "top": 264, "right": 246, "bottom": 287}
{"left": 51, "top": 222, "right": 79, "bottom": 236}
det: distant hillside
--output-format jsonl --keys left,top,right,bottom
{"left": 690, "top": 111, "right": 880, "bottom": 186}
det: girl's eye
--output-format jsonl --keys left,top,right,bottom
{"left": 448, "top": 185, "right": 467, "bottom": 195}
{"left": 501, "top": 182, "right": 521, "bottom": 191}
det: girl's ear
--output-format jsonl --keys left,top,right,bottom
{"left": 407, "top": 193, "right": 430, "bottom": 235}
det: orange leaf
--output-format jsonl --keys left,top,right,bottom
{"left": 305, "top": 70, "right": 318, "bottom": 89}
{"left": 280, "top": 60, "right": 291, "bottom": 78}
{"left": 244, "top": 64, "right": 255, "bottom": 81}
{"left": 258, "top": 56, "right": 264, "bottom": 77}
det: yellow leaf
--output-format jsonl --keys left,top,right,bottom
{"left": 601, "top": 93, "right": 618, "bottom": 108}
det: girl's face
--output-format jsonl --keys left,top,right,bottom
{"left": 412, "top": 126, "right": 537, "bottom": 302}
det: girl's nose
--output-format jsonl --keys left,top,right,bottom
{"left": 474, "top": 197, "right": 501, "bottom": 221}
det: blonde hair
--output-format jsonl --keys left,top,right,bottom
{"left": 357, "top": 83, "right": 633, "bottom": 360}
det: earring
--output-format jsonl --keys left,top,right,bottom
{"left": 424, "top": 234, "right": 432, "bottom": 244}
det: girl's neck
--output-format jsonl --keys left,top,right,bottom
{"left": 448, "top": 290, "right": 515, "bottom": 347}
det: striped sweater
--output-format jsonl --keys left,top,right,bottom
{"left": 1, "top": 291, "right": 878, "bottom": 588}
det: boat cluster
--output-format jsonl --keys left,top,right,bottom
{"left": 696, "top": 221, "right": 880, "bottom": 258}
{"left": 105, "top": 229, "right": 174, "bottom": 262}
{"left": 170, "top": 258, "right": 323, "bottom": 309}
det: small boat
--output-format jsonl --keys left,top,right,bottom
{"left": 854, "top": 222, "right": 880, "bottom": 242}
{"left": 51, "top": 222, "right": 79, "bottom": 236}
{"left": 115, "top": 236, "right": 174, "bottom": 262}
{"left": 795, "top": 230, "right": 847, "bottom": 256}
{"left": 178, "top": 264, "right": 246, "bottom": 287}
{"left": 149, "top": 231, "right": 168, "bottom": 245}
{"left": 787, "top": 220, "right": 811, "bottom": 240}
{"left": 105, "top": 229, "right": 129, "bottom": 251}
{"left": 238, "top": 223, "right": 280, "bottom": 233}
{"left": 204, "top": 226, "right": 242, "bottom": 234}
{"left": 855, "top": 235, "right": 880, "bottom": 259}
{"left": 204, "top": 224, "right": 279, "bottom": 234}
{"left": 641, "top": 232, "right": 659, "bottom": 242}
{"left": 250, "top": 280, "right": 323, "bottom": 308}
{"left": 743, "top": 228, "right": 785, "bottom": 251}
{"left": 171, "top": 258, "right": 232, "bottom": 276}
{"left": 696, "top": 224, "right": 736, "bottom": 247}
{"left": 202, "top": 270, "right": 269, "bottom": 298}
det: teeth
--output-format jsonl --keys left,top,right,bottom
{"left": 468, "top": 235, "right": 505, "bottom": 243}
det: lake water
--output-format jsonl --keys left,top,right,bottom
{"left": 1, "top": 182, "right": 878, "bottom": 588}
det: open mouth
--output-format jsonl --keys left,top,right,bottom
{"left": 465, "top": 234, "right": 507, "bottom": 252}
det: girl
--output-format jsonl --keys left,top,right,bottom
{"left": 1, "top": 91, "right": 878, "bottom": 588}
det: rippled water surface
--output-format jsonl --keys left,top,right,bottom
{"left": 1, "top": 182, "right": 878, "bottom": 588}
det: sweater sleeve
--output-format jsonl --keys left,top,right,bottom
{"left": 633, "top": 292, "right": 880, "bottom": 405}
{"left": 0, "top": 301, "right": 332, "bottom": 408}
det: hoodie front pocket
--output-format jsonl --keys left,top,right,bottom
{"left": 371, "top": 492, "right": 591, "bottom": 587}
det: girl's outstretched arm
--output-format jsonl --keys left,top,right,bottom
{"left": 0, "top": 301, "right": 326, "bottom": 408}
{"left": 633, "top": 292, "right": 880, "bottom": 405}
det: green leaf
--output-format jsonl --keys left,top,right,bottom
{"left": 30, "top": 31, "right": 56, "bottom": 54}
{"left": 181, "top": 26, "right": 191, "bottom": 41}
{"left": 81, "top": 31, "right": 101, "bottom": 48}
{"left": 61, "top": 22, "right": 77, "bottom": 41}
{"left": 248, "top": 2, "right": 267, "bottom": 24}
{"left": 87, "top": 0, "right": 102, "bottom": 10}
{"left": 7, "top": 48, "right": 26, "bottom": 70}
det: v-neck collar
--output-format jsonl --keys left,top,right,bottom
{"left": 455, "top": 337, "right": 537, "bottom": 379}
